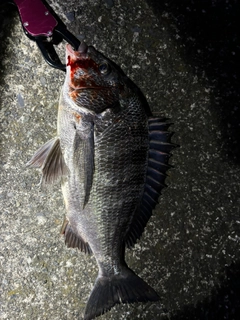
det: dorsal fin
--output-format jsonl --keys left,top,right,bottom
{"left": 61, "top": 217, "right": 92, "bottom": 254}
{"left": 125, "top": 118, "right": 176, "bottom": 248}
{"left": 26, "top": 137, "right": 68, "bottom": 185}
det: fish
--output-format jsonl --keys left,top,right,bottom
{"left": 27, "top": 42, "right": 175, "bottom": 320}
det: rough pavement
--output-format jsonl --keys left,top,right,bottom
{"left": 0, "top": 1, "right": 240, "bottom": 319}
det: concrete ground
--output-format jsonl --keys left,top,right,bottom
{"left": 0, "top": 0, "right": 240, "bottom": 319}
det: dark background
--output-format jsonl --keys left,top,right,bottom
{"left": 0, "top": 1, "right": 240, "bottom": 319}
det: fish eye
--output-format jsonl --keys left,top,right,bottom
{"left": 99, "top": 62, "right": 110, "bottom": 75}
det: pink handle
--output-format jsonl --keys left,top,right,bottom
{"left": 14, "top": 0, "right": 57, "bottom": 37}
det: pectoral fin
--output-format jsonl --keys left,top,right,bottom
{"left": 83, "top": 131, "right": 94, "bottom": 208}
{"left": 73, "top": 123, "right": 94, "bottom": 208}
{"left": 26, "top": 137, "right": 68, "bottom": 185}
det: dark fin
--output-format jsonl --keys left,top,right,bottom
{"left": 125, "top": 118, "right": 176, "bottom": 248}
{"left": 26, "top": 137, "right": 68, "bottom": 185}
{"left": 74, "top": 123, "right": 94, "bottom": 208}
{"left": 26, "top": 138, "right": 57, "bottom": 168}
{"left": 83, "top": 131, "right": 94, "bottom": 208}
{"left": 60, "top": 217, "right": 92, "bottom": 254}
{"left": 84, "top": 267, "right": 159, "bottom": 320}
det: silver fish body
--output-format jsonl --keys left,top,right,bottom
{"left": 27, "top": 43, "right": 175, "bottom": 320}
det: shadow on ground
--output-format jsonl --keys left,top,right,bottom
{"left": 145, "top": 1, "right": 240, "bottom": 319}
{"left": 146, "top": 0, "right": 240, "bottom": 164}
{"left": 0, "top": 2, "right": 16, "bottom": 83}
{"left": 170, "top": 261, "right": 240, "bottom": 320}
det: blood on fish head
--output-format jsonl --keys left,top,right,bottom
{"left": 65, "top": 43, "right": 128, "bottom": 114}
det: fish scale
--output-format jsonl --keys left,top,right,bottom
{"left": 27, "top": 42, "right": 176, "bottom": 320}
{"left": 91, "top": 115, "right": 147, "bottom": 259}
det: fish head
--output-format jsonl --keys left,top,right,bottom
{"left": 65, "top": 42, "right": 128, "bottom": 114}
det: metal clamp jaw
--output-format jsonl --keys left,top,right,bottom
{"left": 5, "top": 0, "right": 80, "bottom": 71}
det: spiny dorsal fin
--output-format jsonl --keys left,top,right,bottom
{"left": 125, "top": 117, "right": 177, "bottom": 248}
{"left": 60, "top": 217, "right": 92, "bottom": 254}
{"left": 26, "top": 137, "right": 68, "bottom": 185}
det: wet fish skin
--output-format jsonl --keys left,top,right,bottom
{"left": 27, "top": 43, "right": 175, "bottom": 319}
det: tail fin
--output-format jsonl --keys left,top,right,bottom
{"left": 84, "top": 267, "right": 159, "bottom": 320}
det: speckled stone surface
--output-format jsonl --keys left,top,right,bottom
{"left": 0, "top": 1, "right": 240, "bottom": 320}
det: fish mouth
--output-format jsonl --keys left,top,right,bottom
{"left": 66, "top": 42, "right": 88, "bottom": 59}
{"left": 66, "top": 43, "right": 110, "bottom": 91}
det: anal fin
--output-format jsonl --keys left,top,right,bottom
{"left": 61, "top": 217, "right": 92, "bottom": 254}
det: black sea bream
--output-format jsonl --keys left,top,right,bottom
{"left": 27, "top": 42, "right": 175, "bottom": 320}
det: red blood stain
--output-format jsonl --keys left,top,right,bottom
{"left": 67, "top": 55, "right": 102, "bottom": 89}
{"left": 72, "top": 112, "right": 81, "bottom": 123}
{"left": 67, "top": 56, "right": 99, "bottom": 74}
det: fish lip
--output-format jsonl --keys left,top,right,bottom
{"left": 78, "top": 41, "right": 88, "bottom": 53}
{"left": 66, "top": 43, "right": 82, "bottom": 59}
{"left": 66, "top": 43, "right": 88, "bottom": 58}
{"left": 69, "top": 86, "right": 109, "bottom": 91}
